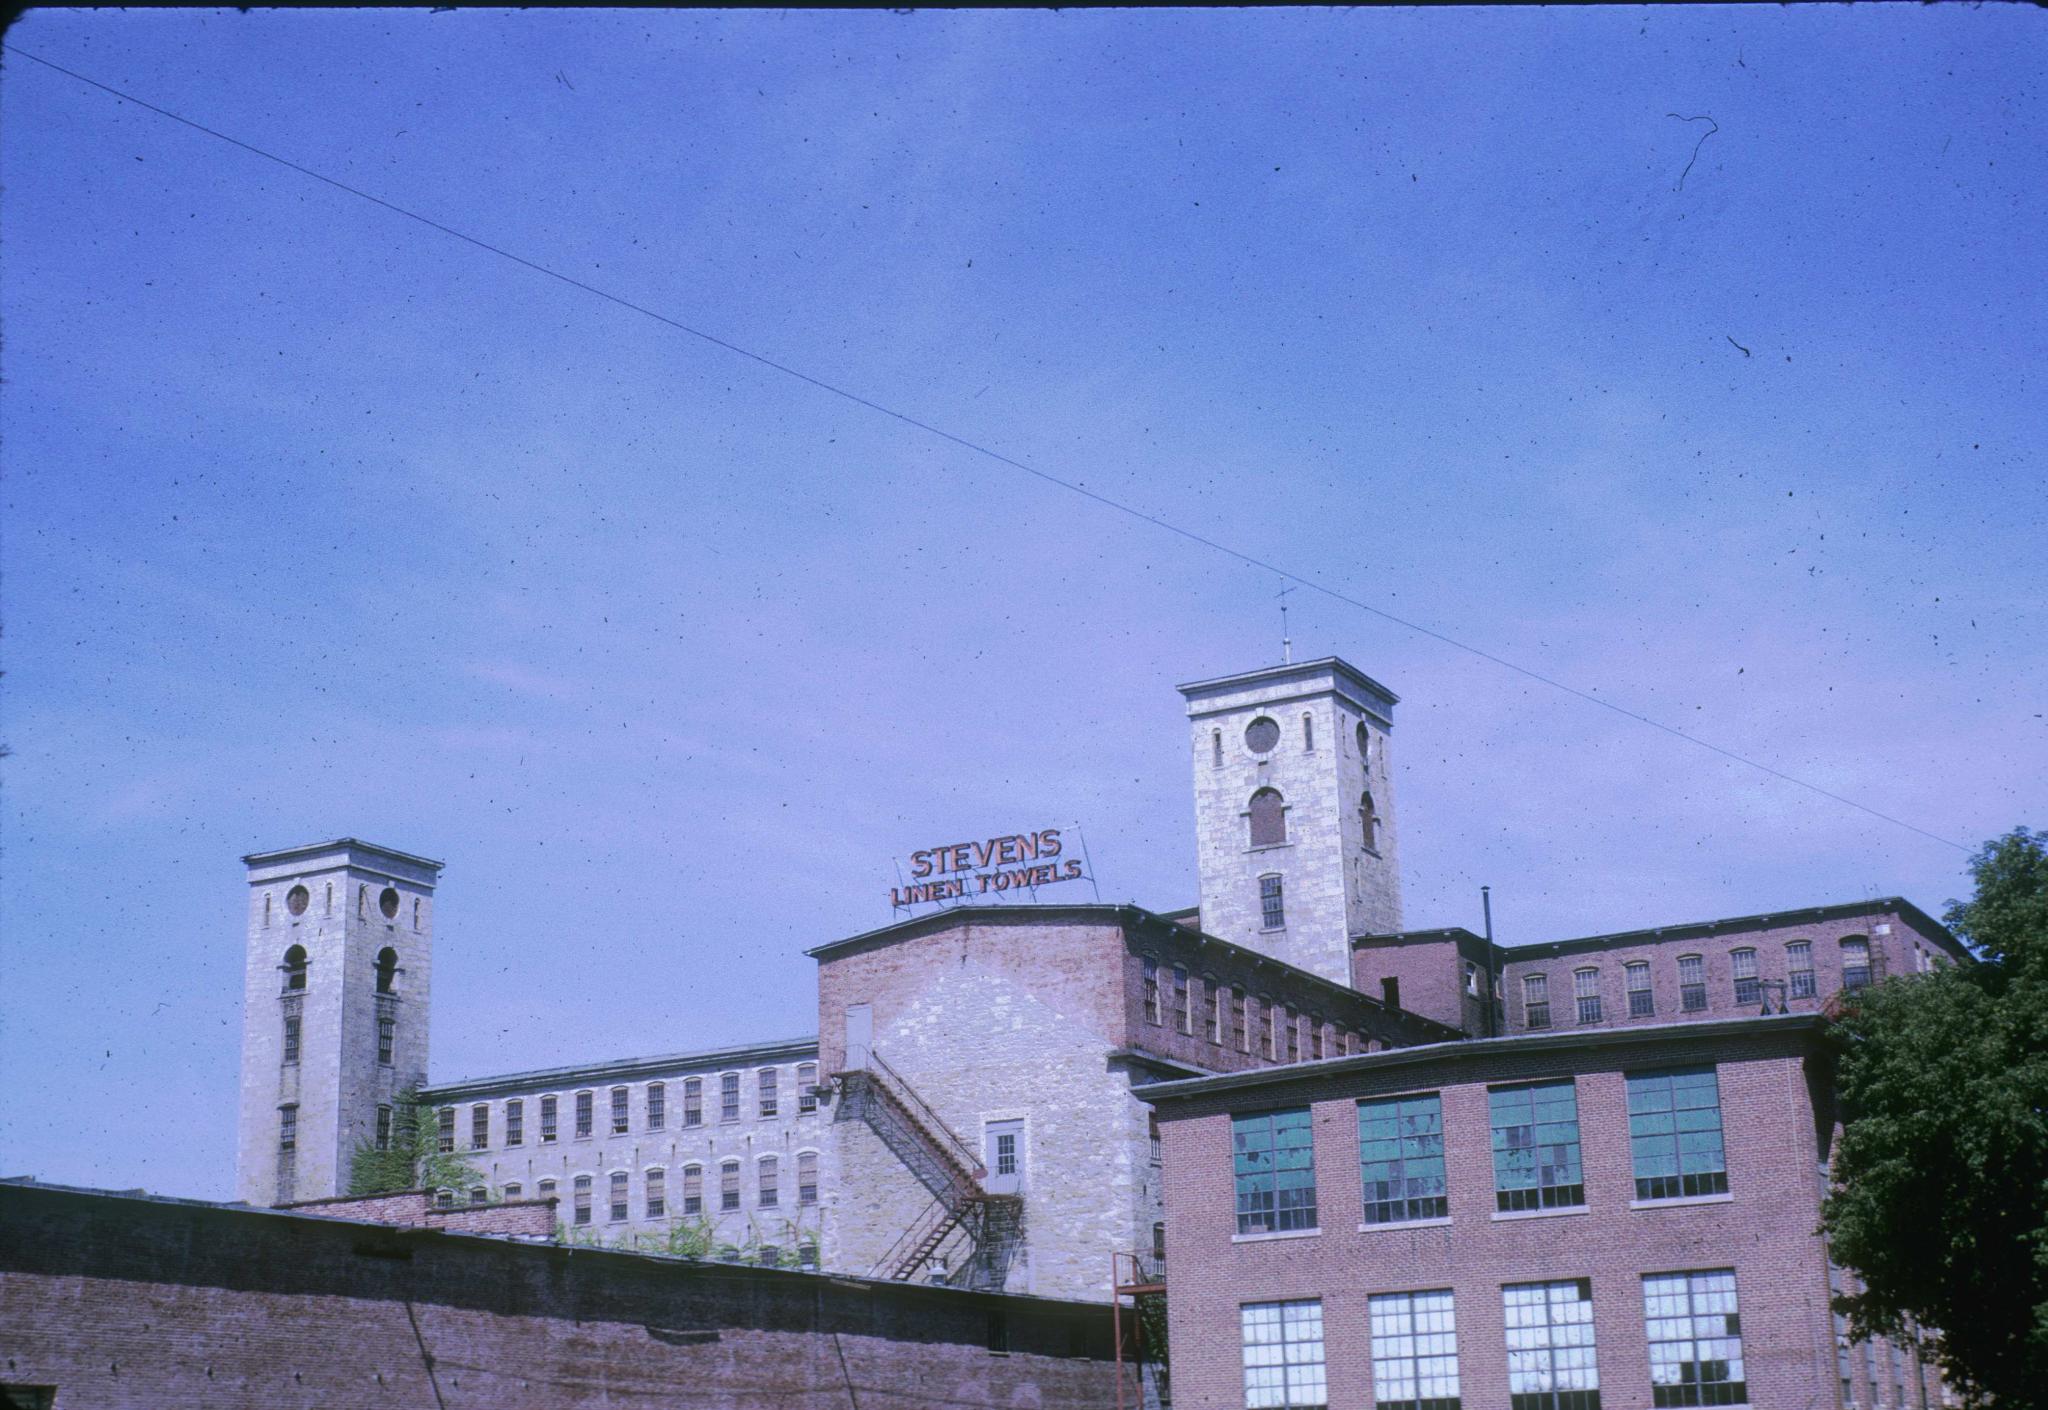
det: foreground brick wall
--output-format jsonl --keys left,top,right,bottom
{"left": 0, "top": 1182, "right": 1131, "bottom": 1410}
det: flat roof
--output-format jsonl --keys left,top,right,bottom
{"left": 421, "top": 1034, "right": 819, "bottom": 1101}
{"left": 1139, "top": 1012, "right": 1828, "bottom": 1105}
{"left": 242, "top": 837, "right": 446, "bottom": 872}
{"left": 1492, "top": 897, "right": 1959, "bottom": 961}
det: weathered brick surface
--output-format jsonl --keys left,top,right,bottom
{"left": 0, "top": 1182, "right": 1132, "bottom": 1410}
{"left": 281, "top": 1188, "right": 557, "bottom": 1238}
{"left": 1149, "top": 1018, "right": 1944, "bottom": 1410}
{"left": 1350, "top": 927, "right": 1498, "bottom": 1035}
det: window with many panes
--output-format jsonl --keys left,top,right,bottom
{"left": 1787, "top": 942, "right": 1815, "bottom": 999}
{"left": 1233, "top": 1107, "right": 1317, "bottom": 1234}
{"left": 279, "top": 1104, "right": 298, "bottom": 1154}
{"left": 610, "top": 1086, "right": 629, "bottom": 1135}
{"left": 506, "top": 1098, "right": 524, "bottom": 1146}
{"left": 1524, "top": 974, "right": 1550, "bottom": 1030}
{"left": 609, "top": 1170, "right": 629, "bottom": 1221}
{"left": 378, "top": 1016, "right": 395, "bottom": 1065}
{"left": 721, "top": 1072, "right": 740, "bottom": 1122}
{"left": 647, "top": 1082, "right": 665, "bottom": 1131}
{"left": 1235, "top": 992, "right": 1250, "bottom": 1052}
{"left": 759, "top": 1154, "right": 779, "bottom": 1207}
{"left": 1642, "top": 1270, "right": 1746, "bottom": 1407}
{"left": 282, "top": 1013, "right": 301, "bottom": 1064}
{"left": 646, "top": 1167, "right": 665, "bottom": 1218}
{"left": 1260, "top": 874, "right": 1286, "bottom": 929}
{"left": 1504, "top": 1280, "right": 1600, "bottom": 1410}
{"left": 436, "top": 1106, "right": 455, "bottom": 1153}
{"left": 1730, "top": 950, "right": 1759, "bottom": 1007}
{"left": 1143, "top": 957, "right": 1162, "bottom": 1023}
{"left": 540, "top": 1094, "right": 558, "bottom": 1143}
{"left": 1369, "top": 1289, "right": 1460, "bottom": 1410}
{"left": 1358, "top": 1093, "right": 1447, "bottom": 1224}
{"left": 537, "top": 1177, "right": 556, "bottom": 1201}
{"left": 503, "top": 1182, "right": 522, "bottom": 1199}
{"left": 1207, "top": 978, "right": 1224, "bottom": 1044}
{"left": 1285, "top": 1007, "right": 1300, "bottom": 1062}
{"left": 798, "top": 1062, "right": 818, "bottom": 1113}
{"left": 1262, "top": 997, "right": 1278, "bottom": 1060}
{"left": 572, "top": 1175, "right": 592, "bottom": 1225}
{"left": 1677, "top": 956, "right": 1707, "bottom": 1012}
{"left": 798, "top": 1150, "right": 819, "bottom": 1205}
{"left": 684, "top": 1077, "right": 702, "bottom": 1126}
{"left": 1626, "top": 962, "right": 1654, "bottom": 1018}
{"left": 1174, "top": 965, "right": 1192, "bottom": 1034}
{"left": 1841, "top": 937, "right": 1871, "bottom": 992}
{"left": 1490, "top": 1081, "right": 1584, "bottom": 1212}
{"left": 471, "top": 1103, "right": 489, "bottom": 1150}
{"left": 469, "top": 1187, "right": 487, "bottom": 1205}
{"left": 1627, "top": 1068, "right": 1728, "bottom": 1200}
{"left": 682, "top": 1164, "right": 702, "bottom": 1216}
{"left": 376, "top": 1104, "right": 393, "bottom": 1151}
{"left": 574, "top": 1090, "right": 593, "bottom": 1139}
{"left": 1242, "top": 1300, "right": 1327, "bottom": 1410}
{"left": 720, "top": 1159, "right": 740, "bottom": 1211}
{"left": 1574, "top": 968, "right": 1603, "bottom": 1025}
{"left": 759, "top": 1067, "right": 779, "bottom": 1117}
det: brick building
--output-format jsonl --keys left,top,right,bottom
{"left": 224, "top": 654, "right": 1963, "bottom": 1407}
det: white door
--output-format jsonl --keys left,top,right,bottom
{"left": 845, "top": 1003, "right": 872, "bottom": 1070}
{"left": 984, "top": 1119, "right": 1024, "bottom": 1194}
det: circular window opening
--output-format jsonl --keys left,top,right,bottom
{"left": 1244, "top": 717, "right": 1280, "bottom": 755}
{"left": 379, "top": 887, "right": 401, "bottom": 920}
{"left": 1356, "top": 722, "right": 1371, "bottom": 761}
{"left": 285, "top": 885, "right": 309, "bottom": 917}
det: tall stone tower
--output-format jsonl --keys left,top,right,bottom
{"left": 1179, "top": 658, "right": 1402, "bottom": 985}
{"left": 235, "top": 839, "right": 441, "bottom": 1206}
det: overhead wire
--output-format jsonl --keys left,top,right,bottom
{"left": 4, "top": 43, "right": 1971, "bottom": 855}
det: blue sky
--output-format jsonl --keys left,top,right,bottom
{"left": 3, "top": 8, "right": 2041, "bottom": 1199}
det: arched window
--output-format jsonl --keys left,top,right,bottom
{"left": 681, "top": 1164, "right": 703, "bottom": 1216}
{"left": 1678, "top": 954, "right": 1707, "bottom": 1011}
{"left": 1730, "top": 948, "right": 1760, "bottom": 1006}
{"left": 1361, "top": 792, "right": 1379, "bottom": 852}
{"left": 281, "top": 944, "right": 308, "bottom": 990}
{"left": 1212, "top": 729, "right": 1223, "bottom": 767}
{"left": 1574, "top": 967, "right": 1602, "bottom": 1024}
{"left": 357, "top": 885, "right": 367, "bottom": 919}
{"left": 374, "top": 946, "right": 398, "bottom": 993}
{"left": 719, "top": 1159, "right": 741, "bottom": 1212}
{"left": 1357, "top": 721, "right": 1371, "bottom": 762}
{"left": 1248, "top": 789, "right": 1286, "bottom": 847}
{"left": 412, "top": 898, "right": 421, "bottom": 931}
{"left": 759, "top": 1154, "right": 780, "bottom": 1208}
{"left": 1786, "top": 941, "right": 1815, "bottom": 999}
{"left": 1841, "top": 937, "right": 1871, "bottom": 992}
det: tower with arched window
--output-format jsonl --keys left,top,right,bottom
{"left": 1178, "top": 657, "right": 1403, "bottom": 984}
{"left": 235, "top": 839, "right": 442, "bottom": 1207}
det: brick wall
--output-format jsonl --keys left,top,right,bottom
{"left": 281, "top": 1188, "right": 557, "bottom": 1238}
{"left": 1350, "top": 929, "right": 1496, "bottom": 1035}
{"left": 0, "top": 1182, "right": 1132, "bottom": 1410}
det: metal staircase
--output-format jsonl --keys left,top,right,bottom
{"left": 834, "top": 1049, "right": 1022, "bottom": 1287}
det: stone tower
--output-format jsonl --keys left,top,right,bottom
{"left": 235, "top": 839, "right": 441, "bottom": 1206}
{"left": 1179, "top": 658, "right": 1402, "bottom": 985}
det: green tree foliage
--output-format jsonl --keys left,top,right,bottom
{"left": 1821, "top": 827, "right": 2048, "bottom": 1408}
{"left": 346, "top": 1086, "right": 484, "bottom": 1197}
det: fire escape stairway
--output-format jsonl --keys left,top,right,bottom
{"left": 834, "top": 1050, "right": 1021, "bottom": 1286}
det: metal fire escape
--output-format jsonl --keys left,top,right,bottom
{"left": 834, "top": 1048, "right": 1022, "bottom": 1287}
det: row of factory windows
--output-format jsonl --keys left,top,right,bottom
{"left": 418, "top": 1067, "right": 823, "bottom": 1151}
{"left": 1232, "top": 1066, "right": 1730, "bottom": 1237}
{"left": 1518, "top": 936, "right": 1895, "bottom": 1029}
{"left": 1238, "top": 1271, "right": 1746, "bottom": 1410}
{"left": 1140, "top": 958, "right": 1386, "bottom": 1061}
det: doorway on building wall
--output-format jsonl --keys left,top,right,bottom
{"left": 984, "top": 1119, "right": 1024, "bottom": 1195}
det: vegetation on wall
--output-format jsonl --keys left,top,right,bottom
{"left": 346, "top": 1086, "right": 484, "bottom": 1197}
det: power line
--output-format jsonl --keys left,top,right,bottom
{"left": 7, "top": 44, "right": 1971, "bottom": 855}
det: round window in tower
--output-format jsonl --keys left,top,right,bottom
{"left": 285, "top": 885, "right": 310, "bottom": 917}
{"left": 379, "top": 886, "right": 401, "bottom": 920}
{"left": 1244, "top": 717, "right": 1280, "bottom": 755}
{"left": 1356, "top": 721, "right": 1371, "bottom": 762}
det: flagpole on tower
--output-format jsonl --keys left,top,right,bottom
{"left": 1277, "top": 583, "right": 1295, "bottom": 665}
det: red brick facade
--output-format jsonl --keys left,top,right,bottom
{"left": 280, "top": 1187, "right": 558, "bottom": 1238}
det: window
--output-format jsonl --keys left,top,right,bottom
{"left": 647, "top": 1082, "right": 665, "bottom": 1131}
{"left": 1303, "top": 713, "right": 1315, "bottom": 751}
{"left": 610, "top": 1086, "right": 629, "bottom": 1135}
{"left": 798, "top": 1150, "right": 819, "bottom": 1205}
{"left": 1206, "top": 977, "right": 1224, "bottom": 1044}
{"left": 609, "top": 1171, "right": 628, "bottom": 1221}
{"left": 506, "top": 1099, "right": 524, "bottom": 1146}
{"left": 1242, "top": 1300, "right": 1327, "bottom": 1409}
{"left": 357, "top": 885, "right": 367, "bottom": 919}
{"left": 537, "top": 1177, "right": 556, "bottom": 1200}
{"left": 720, "top": 1159, "right": 741, "bottom": 1211}
{"left": 1174, "top": 965, "right": 1192, "bottom": 1034}
{"left": 1463, "top": 961, "right": 1480, "bottom": 998}
{"left": 282, "top": 1014, "right": 301, "bottom": 1065}
{"left": 471, "top": 1103, "right": 489, "bottom": 1150}
{"left": 377, "top": 1015, "right": 395, "bottom": 1065}
{"left": 540, "top": 1094, "right": 559, "bottom": 1143}
{"left": 1383, "top": 977, "right": 1401, "bottom": 1009}
{"left": 575, "top": 1090, "right": 593, "bottom": 1139}
{"left": 1369, "top": 1289, "right": 1459, "bottom": 1410}
{"left": 1285, "top": 1007, "right": 1300, "bottom": 1062}
{"left": 503, "top": 1182, "right": 522, "bottom": 1199}
{"left": 1626, "top": 963, "right": 1654, "bottom": 1018}
{"left": 572, "top": 1174, "right": 592, "bottom": 1226}
{"left": 1149, "top": 1114, "right": 1162, "bottom": 1165}
{"left": 1358, "top": 1093, "right": 1447, "bottom": 1224}
{"left": 1357, "top": 721, "right": 1371, "bottom": 760}
{"left": 1310, "top": 1018, "right": 1325, "bottom": 1061}
{"left": 682, "top": 1164, "right": 703, "bottom": 1216}
{"left": 644, "top": 1167, "right": 665, "bottom": 1218}
{"left": 1153, "top": 1220, "right": 1168, "bottom": 1267}
{"left": 1730, "top": 949, "right": 1759, "bottom": 1007}
{"left": 282, "top": 944, "right": 308, "bottom": 990}
{"left": 374, "top": 946, "right": 398, "bottom": 994}
{"left": 1490, "top": 1081, "right": 1584, "bottom": 1212}
{"left": 1628, "top": 1068, "right": 1728, "bottom": 1200}
{"left": 1842, "top": 937, "right": 1871, "bottom": 993}
{"left": 798, "top": 1063, "right": 818, "bottom": 1113}
{"left": 1678, "top": 955, "right": 1707, "bottom": 1013}
{"left": 684, "top": 1077, "right": 703, "bottom": 1126}
{"left": 1524, "top": 974, "right": 1551, "bottom": 1030}
{"left": 759, "top": 1067, "right": 779, "bottom": 1118}
{"left": 1234, "top": 991, "right": 1250, "bottom": 1052}
{"left": 435, "top": 1188, "right": 454, "bottom": 1208}
{"left": 1503, "top": 1280, "right": 1600, "bottom": 1410}
{"left": 1250, "top": 789, "right": 1287, "bottom": 847}
{"left": 759, "top": 1154, "right": 779, "bottom": 1207}
{"left": 469, "top": 1187, "right": 487, "bottom": 1205}
{"left": 1787, "top": 942, "right": 1814, "bottom": 999}
{"left": 375, "top": 1104, "right": 393, "bottom": 1150}
{"left": 1642, "top": 1270, "right": 1746, "bottom": 1407}
{"left": 1574, "top": 968, "right": 1603, "bottom": 1025}
{"left": 1245, "top": 716, "right": 1280, "bottom": 754}
{"left": 278, "top": 1104, "right": 298, "bottom": 1154}
{"left": 1143, "top": 957, "right": 1162, "bottom": 1024}
{"left": 1213, "top": 729, "right": 1224, "bottom": 766}
{"left": 1361, "top": 792, "right": 1379, "bottom": 852}
{"left": 436, "top": 1106, "right": 455, "bottom": 1153}
{"left": 721, "top": 1072, "right": 740, "bottom": 1122}
{"left": 1262, "top": 996, "right": 1278, "bottom": 1060}
{"left": 1232, "top": 1107, "right": 1317, "bottom": 1234}
{"left": 1261, "top": 874, "right": 1286, "bottom": 930}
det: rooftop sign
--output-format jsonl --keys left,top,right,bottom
{"left": 890, "top": 828, "right": 1084, "bottom": 909}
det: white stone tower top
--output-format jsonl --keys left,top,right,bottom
{"left": 1179, "top": 658, "right": 1403, "bottom": 985}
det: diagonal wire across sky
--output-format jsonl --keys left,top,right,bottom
{"left": 4, "top": 43, "right": 1971, "bottom": 855}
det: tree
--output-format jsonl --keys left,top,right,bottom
{"left": 347, "top": 1086, "right": 484, "bottom": 1197}
{"left": 1821, "top": 826, "right": 2048, "bottom": 1408}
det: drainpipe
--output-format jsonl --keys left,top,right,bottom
{"left": 1482, "top": 886, "right": 1498, "bottom": 1038}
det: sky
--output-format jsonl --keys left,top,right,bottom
{"left": 2, "top": 7, "right": 2042, "bottom": 1201}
